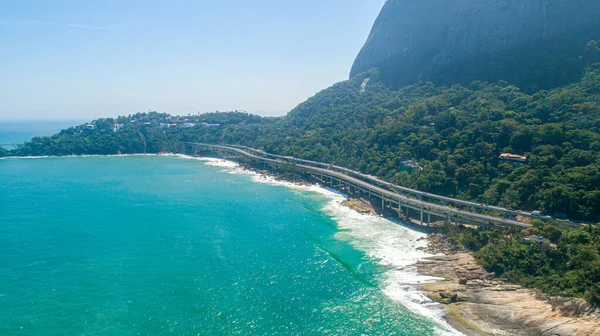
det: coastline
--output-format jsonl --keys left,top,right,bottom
{"left": 6, "top": 153, "right": 599, "bottom": 335}
{"left": 415, "top": 234, "right": 600, "bottom": 336}
{"left": 0, "top": 153, "right": 165, "bottom": 160}
{"left": 194, "top": 156, "right": 462, "bottom": 334}
{"left": 204, "top": 156, "right": 600, "bottom": 336}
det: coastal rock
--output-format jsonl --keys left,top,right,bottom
{"left": 351, "top": 0, "right": 600, "bottom": 89}
{"left": 415, "top": 251, "right": 600, "bottom": 335}
{"left": 341, "top": 198, "right": 376, "bottom": 215}
{"left": 422, "top": 233, "right": 466, "bottom": 255}
{"left": 549, "top": 297, "right": 595, "bottom": 317}
{"left": 440, "top": 292, "right": 459, "bottom": 303}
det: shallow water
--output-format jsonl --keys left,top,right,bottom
{"left": 0, "top": 155, "right": 459, "bottom": 335}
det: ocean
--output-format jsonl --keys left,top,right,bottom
{"left": 0, "top": 120, "right": 84, "bottom": 150}
{"left": 0, "top": 155, "right": 460, "bottom": 335}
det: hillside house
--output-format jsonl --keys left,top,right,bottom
{"left": 499, "top": 153, "right": 527, "bottom": 165}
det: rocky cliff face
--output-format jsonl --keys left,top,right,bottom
{"left": 351, "top": 0, "right": 600, "bottom": 89}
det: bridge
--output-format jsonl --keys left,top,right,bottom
{"left": 226, "top": 145, "right": 544, "bottom": 219}
{"left": 185, "top": 142, "right": 533, "bottom": 228}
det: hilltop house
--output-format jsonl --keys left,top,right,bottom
{"left": 200, "top": 122, "right": 220, "bottom": 128}
{"left": 499, "top": 153, "right": 528, "bottom": 165}
{"left": 402, "top": 159, "right": 423, "bottom": 171}
{"left": 112, "top": 123, "right": 124, "bottom": 133}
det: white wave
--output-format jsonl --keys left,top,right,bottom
{"left": 321, "top": 201, "right": 460, "bottom": 335}
{"left": 199, "top": 158, "right": 239, "bottom": 169}
{"left": 0, "top": 155, "right": 52, "bottom": 160}
{"left": 190, "top": 157, "right": 462, "bottom": 335}
{"left": 3, "top": 153, "right": 164, "bottom": 160}
{"left": 4, "top": 153, "right": 460, "bottom": 333}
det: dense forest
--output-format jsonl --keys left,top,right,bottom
{"left": 5, "top": 46, "right": 600, "bottom": 224}
{"left": 446, "top": 220, "right": 600, "bottom": 305}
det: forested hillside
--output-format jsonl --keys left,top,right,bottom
{"left": 4, "top": 34, "right": 600, "bottom": 308}
{"left": 5, "top": 60, "right": 600, "bottom": 223}
{"left": 6, "top": 39, "right": 600, "bottom": 223}
{"left": 4, "top": 1, "right": 600, "bottom": 308}
{"left": 188, "top": 62, "right": 600, "bottom": 223}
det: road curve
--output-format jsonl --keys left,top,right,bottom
{"left": 187, "top": 143, "right": 531, "bottom": 228}
{"left": 228, "top": 144, "right": 535, "bottom": 218}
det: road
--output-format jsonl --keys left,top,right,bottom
{"left": 188, "top": 143, "right": 532, "bottom": 228}
{"left": 228, "top": 145, "right": 536, "bottom": 218}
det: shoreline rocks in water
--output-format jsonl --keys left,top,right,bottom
{"left": 227, "top": 160, "right": 600, "bottom": 335}
{"left": 341, "top": 198, "right": 377, "bottom": 215}
{"left": 416, "top": 234, "right": 600, "bottom": 336}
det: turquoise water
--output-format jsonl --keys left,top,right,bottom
{"left": 0, "top": 155, "right": 456, "bottom": 335}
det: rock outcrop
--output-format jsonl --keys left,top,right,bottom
{"left": 416, "top": 252, "right": 600, "bottom": 336}
{"left": 351, "top": 0, "right": 600, "bottom": 89}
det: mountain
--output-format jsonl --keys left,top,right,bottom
{"left": 350, "top": 0, "right": 600, "bottom": 90}
{"left": 6, "top": 1, "right": 600, "bottom": 306}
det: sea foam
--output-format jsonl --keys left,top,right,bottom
{"left": 190, "top": 156, "right": 462, "bottom": 335}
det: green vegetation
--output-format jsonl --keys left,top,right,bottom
{"left": 445, "top": 222, "right": 600, "bottom": 305}
{"left": 208, "top": 69, "right": 600, "bottom": 223}
{"left": 6, "top": 60, "right": 600, "bottom": 223}
{"left": 5, "top": 111, "right": 272, "bottom": 157}
{"left": 4, "top": 39, "right": 600, "bottom": 305}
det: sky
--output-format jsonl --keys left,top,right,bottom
{"left": 0, "top": 0, "right": 385, "bottom": 120}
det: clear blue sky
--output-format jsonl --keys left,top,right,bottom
{"left": 0, "top": 0, "right": 385, "bottom": 120}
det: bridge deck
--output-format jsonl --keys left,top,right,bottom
{"left": 187, "top": 143, "right": 531, "bottom": 228}
{"left": 228, "top": 144, "right": 536, "bottom": 219}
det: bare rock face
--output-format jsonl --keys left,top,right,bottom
{"left": 351, "top": 0, "right": 600, "bottom": 89}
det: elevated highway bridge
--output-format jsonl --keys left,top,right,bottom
{"left": 185, "top": 142, "right": 534, "bottom": 228}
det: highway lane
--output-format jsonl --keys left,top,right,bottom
{"left": 189, "top": 143, "right": 531, "bottom": 228}
{"left": 227, "top": 145, "right": 535, "bottom": 218}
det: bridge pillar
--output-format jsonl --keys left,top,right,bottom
{"left": 427, "top": 213, "right": 431, "bottom": 226}
{"left": 381, "top": 198, "right": 385, "bottom": 212}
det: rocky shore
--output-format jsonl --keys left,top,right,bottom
{"left": 416, "top": 234, "right": 600, "bottom": 336}
{"left": 341, "top": 198, "right": 377, "bottom": 215}
{"left": 224, "top": 160, "right": 600, "bottom": 335}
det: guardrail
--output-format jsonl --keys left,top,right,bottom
{"left": 226, "top": 145, "right": 544, "bottom": 220}
{"left": 186, "top": 142, "right": 534, "bottom": 228}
